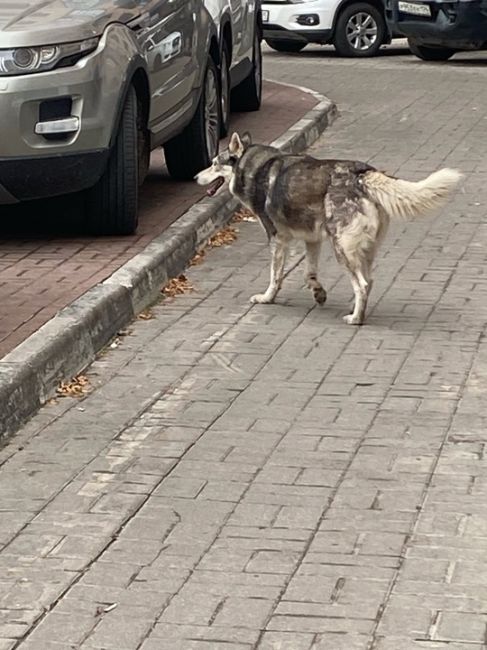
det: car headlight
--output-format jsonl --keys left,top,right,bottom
{"left": 0, "top": 38, "right": 99, "bottom": 76}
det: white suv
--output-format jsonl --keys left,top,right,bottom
{"left": 262, "top": 0, "right": 389, "bottom": 57}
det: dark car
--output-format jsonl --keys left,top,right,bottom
{"left": 386, "top": 0, "right": 487, "bottom": 60}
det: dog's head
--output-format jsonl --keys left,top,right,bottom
{"left": 195, "top": 132, "right": 252, "bottom": 197}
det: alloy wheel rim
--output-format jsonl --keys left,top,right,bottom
{"left": 221, "top": 50, "right": 230, "bottom": 127}
{"left": 255, "top": 35, "right": 262, "bottom": 97}
{"left": 204, "top": 67, "right": 220, "bottom": 158}
{"left": 346, "top": 12, "right": 378, "bottom": 51}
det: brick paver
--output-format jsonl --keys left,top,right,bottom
{"left": 1, "top": 44, "right": 487, "bottom": 649}
{"left": 0, "top": 82, "right": 317, "bottom": 359}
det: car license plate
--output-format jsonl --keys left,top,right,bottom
{"left": 398, "top": 1, "right": 431, "bottom": 16}
{"left": 262, "top": 10, "right": 269, "bottom": 22}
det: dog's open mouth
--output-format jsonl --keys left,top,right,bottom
{"left": 206, "top": 177, "right": 225, "bottom": 197}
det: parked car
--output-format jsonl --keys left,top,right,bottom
{"left": 262, "top": 0, "right": 392, "bottom": 57}
{"left": 0, "top": 0, "right": 262, "bottom": 236}
{"left": 385, "top": 0, "right": 487, "bottom": 60}
{"left": 204, "top": 0, "right": 263, "bottom": 136}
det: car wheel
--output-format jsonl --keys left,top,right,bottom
{"left": 164, "top": 56, "right": 221, "bottom": 181}
{"left": 266, "top": 39, "right": 306, "bottom": 53}
{"left": 408, "top": 39, "right": 455, "bottom": 61}
{"left": 231, "top": 28, "right": 262, "bottom": 112}
{"left": 85, "top": 85, "right": 139, "bottom": 236}
{"left": 334, "top": 3, "right": 386, "bottom": 57}
{"left": 220, "top": 42, "right": 231, "bottom": 137}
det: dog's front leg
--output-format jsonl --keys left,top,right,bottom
{"left": 250, "top": 235, "right": 289, "bottom": 304}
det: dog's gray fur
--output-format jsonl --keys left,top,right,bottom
{"left": 196, "top": 133, "right": 462, "bottom": 325}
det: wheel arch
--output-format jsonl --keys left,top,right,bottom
{"left": 108, "top": 59, "right": 150, "bottom": 149}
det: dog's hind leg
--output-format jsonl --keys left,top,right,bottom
{"left": 305, "top": 241, "right": 327, "bottom": 305}
{"left": 327, "top": 196, "right": 381, "bottom": 325}
{"left": 250, "top": 235, "right": 289, "bottom": 304}
{"left": 343, "top": 269, "right": 369, "bottom": 325}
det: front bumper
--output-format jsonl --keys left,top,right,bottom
{"left": 0, "top": 24, "right": 140, "bottom": 203}
{"left": 386, "top": 0, "right": 487, "bottom": 48}
{"left": 262, "top": 1, "right": 336, "bottom": 42}
{"left": 0, "top": 150, "right": 109, "bottom": 204}
{"left": 263, "top": 25, "right": 333, "bottom": 42}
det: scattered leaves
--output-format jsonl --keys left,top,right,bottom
{"left": 208, "top": 225, "right": 238, "bottom": 248}
{"left": 232, "top": 208, "right": 257, "bottom": 223}
{"left": 57, "top": 375, "right": 90, "bottom": 398}
{"left": 163, "top": 223, "right": 240, "bottom": 302}
{"left": 137, "top": 308, "right": 154, "bottom": 321}
{"left": 162, "top": 274, "right": 194, "bottom": 298}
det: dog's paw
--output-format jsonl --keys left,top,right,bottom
{"left": 343, "top": 314, "right": 363, "bottom": 326}
{"left": 313, "top": 287, "right": 327, "bottom": 305}
{"left": 250, "top": 293, "right": 274, "bottom": 304}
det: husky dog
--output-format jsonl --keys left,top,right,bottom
{"left": 196, "top": 133, "right": 461, "bottom": 325}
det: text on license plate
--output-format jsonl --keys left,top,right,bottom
{"left": 398, "top": 1, "right": 431, "bottom": 16}
{"left": 262, "top": 9, "right": 269, "bottom": 22}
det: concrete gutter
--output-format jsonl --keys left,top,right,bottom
{"left": 0, "top": 85, "right": 337, "bottom": 440}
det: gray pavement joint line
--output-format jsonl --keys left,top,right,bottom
{"left": 9, "top": 241, "right": 318, "bottom": 650}
{"left": 250, "top": 200, "right": 473, "bottom": 649}
{"left": 366, "top": 222, "right": 484, "bottom": 650}
{"left": 0, "top": 85, "right": 336, "bottom": 441}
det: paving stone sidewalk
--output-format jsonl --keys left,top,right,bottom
{"left": 1, "top": 47, "right": 487, "bottom": 649}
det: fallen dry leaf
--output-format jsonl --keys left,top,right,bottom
{"left": 137, "top": 308, "right": 154, "bottom": 321}
{"left": 208, "top": 225, "right": 238, "bottom": 248}
{"left": 232, "top": 208, "right": 257, "bottom": 223}
{"left": 162, "top": 274, "right": 194, "bottom": 298}
{"left": 57, "top": 374, "right": 90, "bottom": 398}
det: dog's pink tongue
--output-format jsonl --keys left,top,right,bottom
{"left": 207, "top": 177, "right": 224, "bottom": 197}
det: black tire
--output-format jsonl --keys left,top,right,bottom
{"left": 164, "top": 56, "right": 221, "bottom": 181}
{"left": 231, "top": 28, "right": 262, "bottom": 112}
{"left": 266, "top": 39, "right": 306, "bottom": 53}
{"left": 334, "top": 3, "right": 386, "bottom": 57}
{"left": 85, "top": 85, "right": 139, "bottom": 236}
{"left": 408, "top": 39, "right": 455, "bottom": 61}
{"left": 220, "top": 42, "right": 231, "bottom": 137}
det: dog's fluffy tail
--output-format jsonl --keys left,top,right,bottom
{"left": 363, "top": 168, "right": 462, "bottom": 220}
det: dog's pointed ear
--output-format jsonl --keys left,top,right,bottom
{"left": 229, "top": 132, "right": 243, "bottom": 155}
{"left": 241, "top": 132, "right": 252, "bottom": 147}
{"left": 229, "top": 132, "right": 252, "bottom": 156}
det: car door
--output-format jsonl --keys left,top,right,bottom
{"left": 227, "top": 0, "right": 245, "bottom": 64}
{"left": 232, "top": 0, "right": 256, "bottom": 63}
{"left": 135, "top": 0, "right": 201, "bottom": 137}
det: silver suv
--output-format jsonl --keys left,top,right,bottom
{"left": 0, "top": 0, "right": 262, "bottom": 235}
